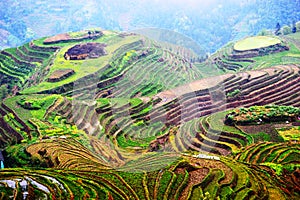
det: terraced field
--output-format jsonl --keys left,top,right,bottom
{"left": 198, "top": 35, "right": 300, "bottom": 73}
{"left": 0, "top": 30, "right": 299, "bottom": 199}
{"left": 0, "top": 155, "right": 297, "bottom": 200}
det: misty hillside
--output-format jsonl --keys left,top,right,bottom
{"left": 1, "top": 0, "right": 300, "bottom": 52}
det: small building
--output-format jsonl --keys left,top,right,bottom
{"left": 193, "top": 153, "right": 220, "bottom": 161}
{"left": 0, "top": 151, "right": 4, "bottom": 169}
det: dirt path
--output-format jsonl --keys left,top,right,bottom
{"left": 284, "top": 36, "right": 300, "bottom": 51}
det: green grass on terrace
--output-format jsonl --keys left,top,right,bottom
{"left": 286, "top": 32, "right": 300, "bottom": 40}
{"left": 251, "top": 41, "right": 300, "bottom": 69}
{"left": 4, "top": 94, "right": 60, "bottom": 122}
{"left": 193, "top": 62, "right": 226, "bottom": 78}
{"left": 234, "top": 36, "right": 281, "bottom": 51}
{"left": 22, "top": 33, "right": 142, "bottom": 94}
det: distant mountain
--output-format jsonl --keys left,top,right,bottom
{"left": 1, "top": 0, "right": 300, "bottom": 52}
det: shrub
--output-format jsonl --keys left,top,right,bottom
{"left": 132, "top": 120, "right": 145, "bottom": 127}
{"left": 281, "top": 25, "right": 292, "bottom": 35}
{"left": 227, "top": 89, "right": 240, "bottom": 98}
{"left": 0, "top": 85, "right": 8, "bottom": 100}
{"left": 18, "top": 98, "right": 45, "bottom": 110}
{"left": 227, "top": 105, "right": 300, "bottom": 125}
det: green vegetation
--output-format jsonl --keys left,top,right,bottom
{"left": 5, "top": 95, "right": 60, "bottom": 121}
{"left": 226, "top": 105, "right": 300, "bottom": 125}
{"left": 205, "top": 31, "right": 300, "bottom": 73}
{"left": 277, "top": 127, "right": 300, "bottom": 141}
{"left": 0, "top": 29, "right": 300, "bottom": 199}
{"left": 129, "top": 98, "right": 143, "bottom": 107}
{"left": 251, "top": 41, "right": 300, "bottom": 69}
{"left": 227, "top": 89, "right": 240, "bottom": 98}
{"left": 18, "top": 97, "right": 45, "bottom": 110}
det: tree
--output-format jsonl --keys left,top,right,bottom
{"left": 275, "top": 23, "right": 281, "bottom": 35}
{"left": 292, "top": 26, "right": 297, "bottom": 33}
{"left": 292, "top": 21, "right": 297, "bottom": 33}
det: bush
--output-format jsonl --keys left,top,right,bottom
{"left": 18, "top": 98, "right": 45, "bottom": 110}
{"left": 0, "top": 85, "right": 8, "bottom": 100}
{"left": 132, "top": 120, "right": 145, "bottom": 127}
{"left": 281, "top": 25, "right": 292, "bottom": 35}
{"left": 227, "top": 105, "right": 300, "bottom": 125}
{"left": 227, "top": 89, "right": 240, "bottom": 98}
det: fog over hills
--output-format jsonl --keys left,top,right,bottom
{"left": 0, "top": 1, "right": 300, "bottom": 199}
{"left": 1, "top": 0, "right": 300, "bottom": 52}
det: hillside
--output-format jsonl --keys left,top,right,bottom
{"left": 0, "top": 29, "right": 299, "bottom": 199}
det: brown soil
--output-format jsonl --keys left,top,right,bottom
{"left": 44, "top": 33, "right": 71, "bottom": 44}
{"left": 47, "top": 69, "right": 75, "bottom": 82}
{"left": 237, "top": 123, "right": 292, "bottom": 135}
{"left": 64, "top": 43, "right": 107, "bottom": 60}
{"left": 154, "top": 73, "right": 233, "bottom": 107}
{"left": 237, "top": 124, "right": 274, "bottom": 135}
{"left": 179, "top": 168, "right": 209, "bottom": 200}
{"left": 43, "top": 31, "right": 103, "bottom": 44}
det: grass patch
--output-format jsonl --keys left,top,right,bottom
{"left": 252, "top": 132, "right": 271, "bottom": 142}
{"left": 234, "top": 36, "right": 281, "bottom": 51}
{"left": 129, "top": 98, "right": 143, "bottom": 107}
{"left": 277, "top": 127, "right": 300, "bottom": 141}
{"left": 4, "top": 95, "right": 60, "bottom": 121}
{"left": 261, "top": 163, "right": 300, "bottom": 175}
{"left": 286, "top": 32, "right": 300, "bottom": 40}
{"left": 116, "top": 134, "right": 156, "bottom": 148}
{"left": 251, "top": 42, "right": 300, "bottom": 69}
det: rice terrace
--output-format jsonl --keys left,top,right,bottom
{"left": 0, "top": 15, "right": 300, "bottom": 200}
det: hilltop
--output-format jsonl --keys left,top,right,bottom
{"left": 0, "top": 29, "right": 299, "bottom": 199}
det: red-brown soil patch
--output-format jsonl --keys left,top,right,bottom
{"left": 43, "top": 30, "right": 103, "bottom": 44}
{"left": 44, "top": 33, "right": 72, "bottom": 44}
{"left": 64, "top": 43, "right": 107, "bottom": 60}
{"left": 47, "top": 69, "right": 75, "bottom": 82}
{"left": 237, "top": 123, "right": 291, "bottom": 135}
{"left": 236, "top": 123, "right": 291, "bottom": 141}
{"left": 179, "top": 168, "right": 209, "bottom": 200}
